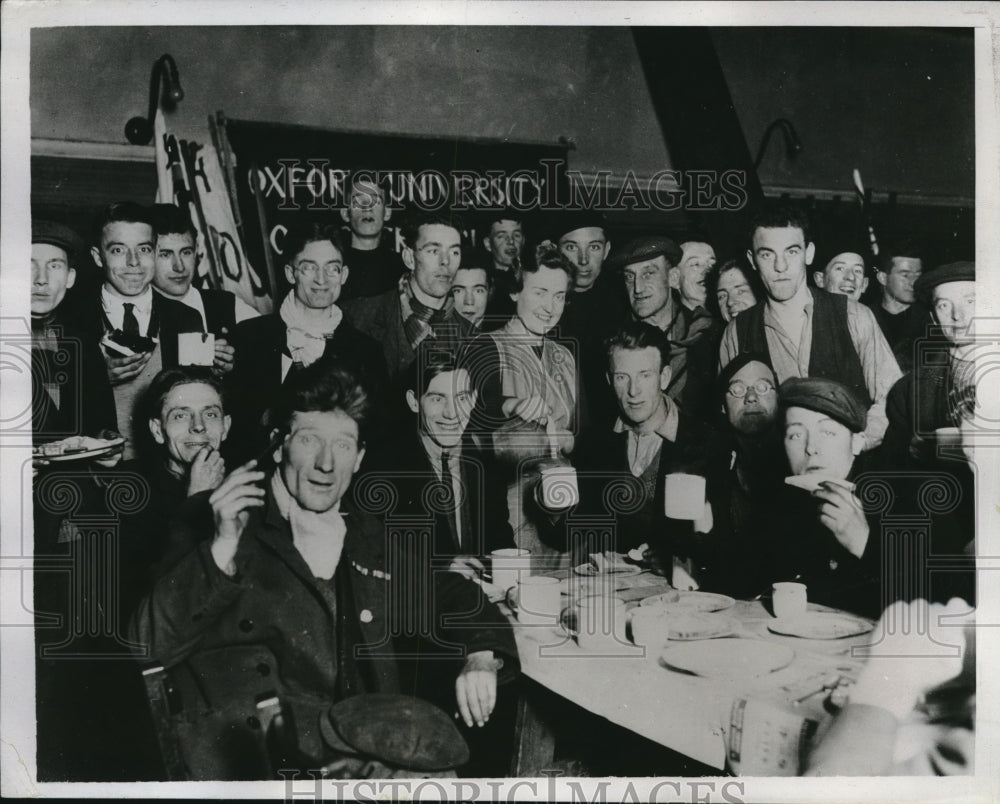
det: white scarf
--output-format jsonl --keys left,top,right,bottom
{"left": 279, "top": 292, "right": 343, "bottom": 367}
{"left": 270, "top": 472, "right": 346, "bottom": 580}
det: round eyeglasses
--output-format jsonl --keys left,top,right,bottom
{"left": 727, "top": 379, "right": 775, "bottom": 398}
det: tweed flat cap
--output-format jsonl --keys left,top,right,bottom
{"left": 914, "top": 261, "right": 975, "bottom": 303}
{"left": 608, "top": 235, "right": 683, "bottom": 271}
{"left": 779, "top": 376, "right": 867, "bottom": 433}
{"left": 32, "top": 220, "right": 86, "bottom": 268}
{"left": 320, "top": 694, "right": 469, "bottom": 771}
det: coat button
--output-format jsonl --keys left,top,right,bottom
{"left": 239, "top": 618, "right": 254, "bottom": 633}
{"left": 829, "top": 559, "right": 839, "bottom": 571}
{"left": 360, "top": 609, "right": 374, "bottom": 624}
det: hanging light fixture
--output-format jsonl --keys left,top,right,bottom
{"left": 124, "top": 54, "right": 185, "bottom": 145}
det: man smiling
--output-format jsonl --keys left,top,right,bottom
{"left": 76, "top": 202, "right": 202, "bottom": 460}
{"left": 812, "top": 246, "right": 870, "bottom": 302}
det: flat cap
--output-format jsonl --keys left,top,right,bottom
{"left": 32, "top": 220, "right": 86, "bottom": 267}
{"left": 779, "top": 376, "right": 867, "bottom": 433}
{"left": 608, "top": 235, "right": 683, "bottom": 271}
{"left": 914, "top": 261, "right": 976, "bottom": 303}
{"left": 320, "top": 694, "right": 469, "bottom": 771}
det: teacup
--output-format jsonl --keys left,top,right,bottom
{"left": 178, "top": 332, "right": 215, "bottom": 366}
{"left": 561, "top": 594, "right": 628, "bottom": 651}
{"left": 664, "top": 473, "right": 706, "bottom": 520}
{"left": 491, "top": 548, "right": 531, "bottom": 592}
{"left": 772, "top": 581, "right": 808, "bottom": 620}
{"left": 506, "top": 575, "right": 561, "bottom": 626}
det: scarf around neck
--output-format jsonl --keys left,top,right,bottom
{"left": 270, "top": 471, "right": 346, "bottom": 580}
{"left": 280, "top": 292, "right": 343, "bottom": 367}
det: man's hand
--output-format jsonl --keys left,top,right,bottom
{"left": 455, "top": 650, "right": 500, "bottom": 728}
{"left": 208, "top": 460, "right": 265, "bottom": 575}
{"left": 213, "top": 337, "right": 236, "bottom": 376}
{"left": 814, "top": 481, "right": 868, "bottom": 558}
{"left": 187, "top": 445, "right": 227, "bottom": 496}
{"left": 448, "top": 555, "right": 485, "bottom": 581}
{"left": 105, "top": 350, "right": 152, "bottom": 385}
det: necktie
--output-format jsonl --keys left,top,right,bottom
{"left": 440, "top": 451, "right": 460, "bottom": 550}
{"left": 122, "top": 302, "right": 140, "bottom": 336}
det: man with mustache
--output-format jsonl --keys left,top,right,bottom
{"left": 719, "top": 203, "right": 902, "bottom": 450}
{"left": 337, "top": 171, "right": 403, "bottom": 301}
{"left": 344, "top": 210, "right": 473, "bottom": 384}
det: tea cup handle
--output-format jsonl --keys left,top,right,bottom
{"left": 559, "top": 605, "right": 579, "bottom": 637}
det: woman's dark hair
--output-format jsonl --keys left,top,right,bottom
{"left": 510, "top": 243, "right": 577, "bottom": 294}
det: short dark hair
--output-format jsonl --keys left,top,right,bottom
{"left": 748, "top": 202, "right": 812, "bottom": 248}
{"left": 455, "top": 262, "right": 494, "bottom": 288}
{"left": 400, "top": 210, "right": 466, "bottom": 250}
{"left": 481, "top": 208, "right": 525, "bottom": 230}
{"left": 282, "top": 222, "right": 346, "bottom": 265}
{"left": 93, "top": 201, "right": 154, "bottom": 245}
{"left": 403, "top": 343, "right": 468, "bottom": 397}
{"left": 152, "top": 203, "right": 197, "bottom": 241}
{"left": 877, "top": 239, "right": 923, "bottom": 274}
{"left": 510, "top": 243, "right": 576, "bottom": 293}
{"left": 272, "top": 362, "right": 370, "bottom": 446}
{"left": 144, "top": 366, "right": 225, "bottom": 422}
{"left": 603, "top": 321, "right": 671, "bottom": 373}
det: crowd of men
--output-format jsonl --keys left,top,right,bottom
{"left": 30, "top": 170, "right": 977, "bottom": 779}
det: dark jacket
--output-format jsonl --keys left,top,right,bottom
{"left": 354, "top": 430, "right": 515, "bottom": 562}
{"left": 32, "top": 316, "right": 118, "bottom": 442}
{"left": 130, "top": 487, "right": 519, "bottom": 762}
{"left": 343, "top": 287, "right": 472, "bottom": 384}
{"left": 68, "top": 288, "right": 205, "bottom": 369}
{"left": 226, "top": 314, "right": 389, "bottom": 462}
{"left": 566, "top": 410, "right": 727, "bottom": 568}
{"left": 197, "top": 287, "right": 239, "bottom": 336}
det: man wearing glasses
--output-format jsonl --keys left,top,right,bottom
{"left": 226, "top": 223, "right": 388, "bottom": 461}
{"left": 344, "top": 210, "right": 473, "bottom": 384}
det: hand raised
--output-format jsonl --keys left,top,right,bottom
{"left": 187, "top": 445, "right": 227, "bottom": 496}
{"left": 208, "top": 460, "right": 266, "bottom": 574}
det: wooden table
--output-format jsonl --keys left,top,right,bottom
{"left": 507, "top": 570, "right": 875, "bottom": 776}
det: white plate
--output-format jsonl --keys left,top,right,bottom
{"left": 666, "top": 612, "right": 737, "bottom": 641}
{"left": 767, "top": 613, "right": 874, "bottom": 640}
{"left": 573, "top": 562, "right": 641, "bottom": 577}
{"left": 661, "top": 639, "right": 795, "bottom": 678}
{"left": 34, "top": 436, "right": 125, "bottom": 463}
{"left": 640, "top": 590, "right": 736, "bottom": 612}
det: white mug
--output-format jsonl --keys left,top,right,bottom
{"left": 178, "top": 332, "right": 215, "bottom": 366}
{"left": 629, "top": 605, "right": 671, "bottom": 650}
{"left": 507, "top": 575, "right": 561, "bottom": 626}
{"left": 491, "top": 548, "right": 531, "bottom": 593}
{"left": 540, "top": 465, "right": 580, "bottom": 509}
{"left": 562, "top": 595, "right": 628, "bottom": 651}
{"left": 772, "top": 582, "right": 808, "bottom": 620}
{"left": 664, "top": 473, "right": 706, "bottom": 520}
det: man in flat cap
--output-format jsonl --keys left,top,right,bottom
{"left": 764, "top": 376, "right": 883, "bottom": 617}
{"left": 881, "top": 260, "right": 977, "bottom": 469}
{"left": 614, "top": 233, "right": 718, "bottom": 419}
{"left": 31, "top": 220, "right": 118, "bottom": 444}
{"left": 811, "top": 243, "right": 870, "bottom": 302}
{"left": 719, "top": 203, "right": 902, "bottom": 451}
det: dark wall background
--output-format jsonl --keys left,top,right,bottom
{"left": 30, "top": 25, "right": 973, "bottom": 199}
